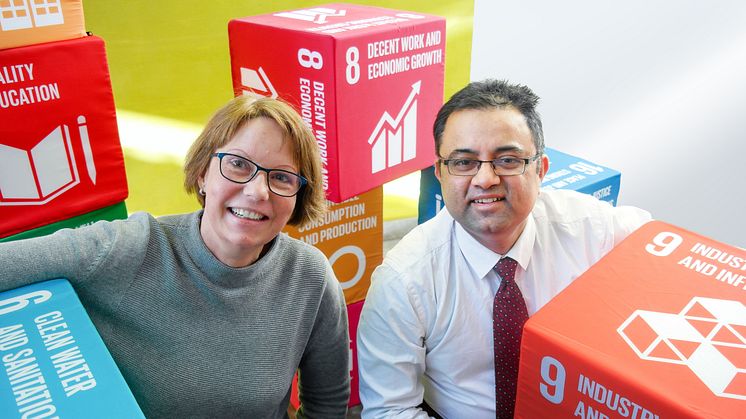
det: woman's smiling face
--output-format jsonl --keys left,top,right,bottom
{"left": 199, "top": 117, "right": 298, "bottom": 267}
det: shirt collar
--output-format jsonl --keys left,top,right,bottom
{"left": 454, "top": 214, "right": 537, "bottom": 279}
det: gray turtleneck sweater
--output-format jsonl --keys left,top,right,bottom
{"left": 0, "top": 211, "right": 350, "bottom": 418}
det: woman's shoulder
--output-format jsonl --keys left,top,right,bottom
{"left": 71, "top": 211, "right": 155, "bottom": 246}
{"left": 153, "top": 211, "right": 196, "bottom": 231}
{"left": 275, "top": 232, "right": 328, "bottom": 265}
{"left": 93, "top": 211, "right": 194, "bottom": 255}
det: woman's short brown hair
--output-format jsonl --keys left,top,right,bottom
{"left": 184, "top": 95, "right": 326, "bottom": 227}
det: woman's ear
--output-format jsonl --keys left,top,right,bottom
{"left": 198, "top": 176, "right": 206, "bottom": 196}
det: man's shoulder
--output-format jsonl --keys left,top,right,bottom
{"left": 533, "top": 189, "right": 609, "bottom": 220}
{"left": 536, "top": 189, "right": 650, "bottom": 219}
{"left": 378, "top": 210, "right": 453, "bottom": 278}
{"left": 532, "top": 189, "right": 652, "bottom": 246}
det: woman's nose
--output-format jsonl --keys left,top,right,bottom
{"left": 243, "top": 171, "right": 270, "bottom": 200}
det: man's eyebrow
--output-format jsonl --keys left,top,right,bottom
{"left": 446, "top": 145, "right": 525, "bottom": 157}
{"left": 447, "top": 148, "right": 478, "bottom": 156}
{"left": 493, "top": 145, "right": 524, "bottom": 154}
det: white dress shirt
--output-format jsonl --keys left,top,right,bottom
{"left": 357, "top": 189, "right": 652, "bottom": 419}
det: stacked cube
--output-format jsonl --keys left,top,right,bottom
{"left": 0, "top": 0, "right": 128, "bottom": 242}
{"left": 228, "top": 3, "right": 446, "bottom": 407}
{"left": 515, "top": 221, "right": 746, "bottom": 417}
{"left": 0, "top": 279, "right": 144, "bottom": 417}
{"left": 0, "top": 0, "right": 85, "bottom": 50}
{"left": 0, "top": 2, "right": 142, "bottom": 415}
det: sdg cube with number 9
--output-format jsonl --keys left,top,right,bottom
{"left": 516, "top": 221, "right": 746, "bottom": 418}
{"left": 228, "top": 3, "right": 445, "bottom": 202}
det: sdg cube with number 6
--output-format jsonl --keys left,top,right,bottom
{"left": 515, "top": 221, "right": 746, "bottom": 418}
{"left": 228, "top": 3, "right": 445, "bottom": 202}
{"left": 0, "top": 279, "right": 144, "bottom": 418}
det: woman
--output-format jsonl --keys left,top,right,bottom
{"left": 0, "top": 96, "right": 350, "bottom": 418}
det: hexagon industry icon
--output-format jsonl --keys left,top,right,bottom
{"left": 618, "top": 297, "right": 746, "bottom": 400}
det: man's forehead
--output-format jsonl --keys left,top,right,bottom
{"left": 444, "top": 107, "right": 529, "bottom": 133}
{"left": 452, "top": 105, "right": 522, "bottom": 118}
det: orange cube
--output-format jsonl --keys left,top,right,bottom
{"left": 284, "top": 187, "right": 382, "bottom": 304}
{"left": 516, "top": 221, "right": 746, "bottom": 417}
{"left": 1, "top": 0, "right": 86, "bottom": 50}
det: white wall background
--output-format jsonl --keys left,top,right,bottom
{"left": 471, "top": 0, "right": 746, "bottom": 248}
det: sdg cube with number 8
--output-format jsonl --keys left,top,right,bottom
{"left": 228, "top": 3, "right": 445, "bottom": 202}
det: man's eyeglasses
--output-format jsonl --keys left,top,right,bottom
{"left": 439, "top": 154, "right": 541, "bottom": 177}
{"left": 211, "top": 152, "right": 307, "bottom": 197}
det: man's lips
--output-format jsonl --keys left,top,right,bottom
{"left": 471, "top": 197, "right": 505, "bottom": 204}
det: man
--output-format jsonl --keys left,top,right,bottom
{"left": 357, "top": 79, "right": 651, "bottom": 418}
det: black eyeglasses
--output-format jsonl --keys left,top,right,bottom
{"left": 439, "top": 154, "right": 541, "bottom": 176}
{"left": 211, "top": 152, "right": 307, "bottom": 197}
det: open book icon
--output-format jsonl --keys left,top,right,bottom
{"left": 0, "top": 116, "right": 95, "bottom": 206}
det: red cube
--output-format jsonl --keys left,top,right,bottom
{"left": 0, "top": 36, "right": 128, "bottom": 238}
{"left": 516, "top": 221, "right": 746, "bottom": 418}
{"left": 347, "top": 299, "right": 364, "bottom": 406}
{"left": 229, "top": 4, "right": 445, "bottom": 202}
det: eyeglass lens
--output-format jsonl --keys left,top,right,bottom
{"left": 219, "top": 153, "right": 303, "bottom": 196}
{"left": 446, "top": 157, "right": 528, "bottom": 176}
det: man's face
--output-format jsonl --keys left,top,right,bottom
{"left": 435, "top": 107, "right": 549, "bottom": 253}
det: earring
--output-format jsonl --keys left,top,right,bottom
{"left": 199, "top": 187, "right": 206, "bottom": 196}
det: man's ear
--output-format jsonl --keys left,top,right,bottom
{"left": 538, "top": 154, "right": 550, "bottom": 181}
{"left": 434, "top": 159, "right": 442, "bottom": 181}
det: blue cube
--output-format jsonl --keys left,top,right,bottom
{"left": 0, "top": 279, "right": 144, "bottom": 418}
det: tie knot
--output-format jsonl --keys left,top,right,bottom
{"left": 494, "top": 257, "right": 518, "bottom": 282}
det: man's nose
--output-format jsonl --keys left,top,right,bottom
{"left": 471, "top": 161, "right": 501, "bottom": 188}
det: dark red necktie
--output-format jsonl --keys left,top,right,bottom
{"left": 493, "top": 257, "right": 529, "bottom": 418}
